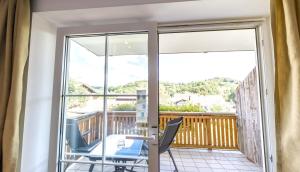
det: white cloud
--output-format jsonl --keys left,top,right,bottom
{"left": 159, "top": 51, "right": 256, "bottom": 82}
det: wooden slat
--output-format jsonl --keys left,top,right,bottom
{"left": 120, "top": 117, "right": 124, "bottom": 134}
{"left": 160, "top": 116, "right": 163, "bottom": 131}
{"left": 121, "top": 117, "right": 124, "bottom": 134}
{"left": 194, "top": 117, "right": 199, "bottom": 146}
{"left": 131, "top": 117, "right": 135, "bottom": 134}
{"left": 207, "top": 118, "right": 211, "bottom": 148}
{"left": 175, "top": 117, "right": 180, "bottom": 145}
{"left": 188, "top": 117, "right": 190, "bottom": 145}
{"left": 225, "top": 118, "right": 229, "bottom": 148}
{"left": 123, "top": 117, "right": 125, "bottom": 134}
{"left": 203, "top": 118, "right": 207, "bottom": 146}
{"left": 212, "top": 118, "right": 217, "bottom": 147}
{"left": 220, "top": 118, "right": 225, "bottom": 147}
{"left": 179, "top": 117, "right": 183, "bottom": 144}
{"left": 198, "top": 118, "right": 201, "bottom": 146}
{"left": 99, "top": 115, "right": 102, "bottom": 140}
{"left": 233, "top": 117, "right": 238, "bottom": 148}
{"left": 113, "top": 117, "right": 117, "bottom": 134}
{"left": 125, "top": 117, "right": 129, "bottom": 134}
{"left": 186, "top": 117, "right": 189, "bottom": 145}
{"left": 229, "top": 118, "right": 234, "bottom": 148}
{"left": 193, "top": 117, "right": 196, "bottom": 145}
{"left": 216, "top": 118, "right": 220, "bottom": 147}
{"left": 117, "top": 117, "right": 120, "bottom": 134}
{"left": 164, "top": 117, "right": 167, "bottom": 134}
{"left": 199, "top": 118, "right": 203, "bottom": 146}
{"left": 184, "top": 117, "right": 188, "bottom": 145}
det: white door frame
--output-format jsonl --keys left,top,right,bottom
{"left": 49, "top": 19, "right": 275, "bottom": 172}
{"left": 49, "top": 22, "right": 159, "bottom": 172}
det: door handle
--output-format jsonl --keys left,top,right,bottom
{"left": 126, "top": 134, "right": 157, "bottom": 141}
{"left": 126, "top": 126, "right": 159, "bottom": 145}
{"left": 126, "top": 134, "right": 158, "bottom": 145}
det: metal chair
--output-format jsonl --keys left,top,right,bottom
{"left": 66, "top": 119, "right": 144, "bottom": 172}
{"left": 65, "top": 119, "right": 100, "bottom": 172}
{"left": 139, "top": 117, "right": 183, "bottom": 172}
{"left": 65, "top": 119, "right": 100, "bottom": 153}
{"left": 159, "top": 117, "right": 183, "bottom": 172}
{"left": 66, "top": 117, "right": 183, "bottom": 172}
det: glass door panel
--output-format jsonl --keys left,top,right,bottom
{"left": 62, "top": 36, "right": 105, "bottom": 172}
{"left": 107, "top": 34, "right": 148, "bottom": 95}
{"left": 67, "top": 36, "right": 106, "bottom": 95}
{"left": 61, "top": 33, "right": 149, "bottom": 172}
{"left": 158, "top": 30, "right": 263, "bottom": 172}
{"left": 103, "top": 34, "right": 148, "bottom": 172}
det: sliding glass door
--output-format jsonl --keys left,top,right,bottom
{"left": 59, "top": 31, "right": 158, "bottom": 172}
{"left": 54, "top": 22, "right": 268, "bottom": 172}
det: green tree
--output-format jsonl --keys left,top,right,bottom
{"left": 67, "top": 80, "right": 90, "bottom": 109}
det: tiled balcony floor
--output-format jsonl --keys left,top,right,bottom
{"left": 66, "top": 148, "right": 263, "bottom": 172}
{"left": 160, "top": 148, "right": 263, "bottom": 172}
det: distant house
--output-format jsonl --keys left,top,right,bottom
{"left": 171, "top": 93, "right": 234, "bottom": 111}
{"left": 81, "top": 83, "right": 98, "bottom": 93}
{"left": 175, "top": 99, "right": 187, "bottom": 105}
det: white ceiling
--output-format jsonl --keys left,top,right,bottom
{"left": 71, "top": 29, "right": 256, "bottom": 56}
{"left": 37, "top": 0, "right": 270, "bottom": 27}
{"left": 160, "top": 29, "right": 257, "bottom": 54}
{"left": 72, "top": 34, "right": 148, "bottom": 56}
{"left": 35, "top": 0, "right": 269, "bottom": 55}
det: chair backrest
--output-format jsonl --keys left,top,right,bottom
{"left": 65, "top": 118, "right": 88, "bottom": 152}
{"left": 159, "top": 117, "right": 183, "bottom": 154}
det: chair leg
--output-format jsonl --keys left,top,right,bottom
{"left": 168, "top": 149, "right": 178, "bottom": 172}
{"left": 89, "top": 164, "right": 95, "bottom": 172}
{"left": 89, "top": 159, "right": 96, "bottom": 172}
{"left": 130, "top": 160, "right": 137, "bottom": 171}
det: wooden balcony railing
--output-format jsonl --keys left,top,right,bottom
{"left": 68, "top": 111, "right": 238, "bottom": 150}
{"left": 160, "top": 112, "right": 238, "bottom": 149}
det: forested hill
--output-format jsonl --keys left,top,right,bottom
{"left": 108, "top": 78, "right": 239, "bottom": 103}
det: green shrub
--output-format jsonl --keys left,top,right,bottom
{"left": 159, "top": 104, "right": 205, "bottom": 112}
{"left": 210, "top": 104, "right": 224, "bottom": 112}
{"left": 112, "top": 104, "right": 136, "bottom": 111}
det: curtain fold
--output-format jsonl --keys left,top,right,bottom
{"left": 0, "top": 0, "right": 31, "bottom": 171}
{"left": 271, "top": 0, "right": 300, "bottom": 171}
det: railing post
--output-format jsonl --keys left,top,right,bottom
{"left": 207, "top": 118, "right": 212, "bottom": 150}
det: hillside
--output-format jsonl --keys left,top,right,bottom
{"left": 68, "top": 78, "right": 240, "bottom": 112}
{"left": 108, "top": 78, "right": 239, "bottom": 103}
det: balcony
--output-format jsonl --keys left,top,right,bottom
{"left": 64, "top": 111, "right": 262, "bottom": 172}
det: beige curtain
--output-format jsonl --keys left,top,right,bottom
{"left": 0, "top": 0, "right": 30, "bottom": 171}
{"left": 271, "top": 0, "right": 300, "bottom": 171}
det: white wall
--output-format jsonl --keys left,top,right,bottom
{"left": 20, "top": 14, "right": 57, "bottom": 172}
{"left": 35, "top": 0, "right": 270, "bottom": 27}
{"left": 23, "top": 1, "right": 274, "bottom": 172}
